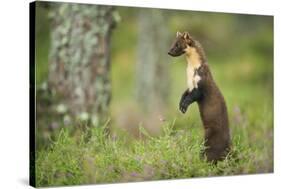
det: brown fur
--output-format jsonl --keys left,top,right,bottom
{"left": 197, "top": 63, "right": 231, "bottom": 162}
{"left": 168, "top": 32, "right": 231, "bottom": 162}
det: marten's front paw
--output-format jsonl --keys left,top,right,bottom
{"left": 179, "top": 98, "right": 189, "bottom": 113}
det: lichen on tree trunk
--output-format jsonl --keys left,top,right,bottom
{"left": 48, "top": 3, "right": 118, "bottom": 125}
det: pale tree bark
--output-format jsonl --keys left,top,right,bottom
{"left": 136, "top": 9, "right": 170, "bottom": 112}
{"left": 48, "top": 3, "right": 118, "bottom": 125}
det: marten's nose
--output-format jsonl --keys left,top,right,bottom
{"left": 168, "top": 51, "right": 172, "bottom": 56}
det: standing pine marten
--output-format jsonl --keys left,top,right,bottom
{"left": 168, "top": 31, "right": 231, "bottom": 162}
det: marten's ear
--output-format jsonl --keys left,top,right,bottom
{"left": 183, "top": 32, "right": 194, "bottom": 46}
{"left": 176, "top": 31, "right": 182, "bottom": 37}
{"left": 183, "top": 32, "right": 191, "bottom": 39}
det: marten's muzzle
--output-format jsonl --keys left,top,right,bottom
{"left": 168, "top": 48, "right": 178, "bottom": 57}
{"left": 168, "top": 48, "right": 184, "bottom": 57}
{"left": 167, "top": 50, "right": 174, "bottom": 56}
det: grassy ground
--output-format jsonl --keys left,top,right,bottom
{"left": 35, "top": 6, "right": 273, "bottom": 187}
{"left": 36, "top": 100, "right": 273, "bottom": 187}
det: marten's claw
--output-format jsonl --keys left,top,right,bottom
{"left": 179, "top": 100, "right": 188, "bottom": 113}
{"left": 180, "top": 107, "right": 186, "bottom": 113}
{"left": 180, "top": 105, "right": 187, "bottom": 113}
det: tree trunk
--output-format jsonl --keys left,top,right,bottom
{"left": 48, "top": 3, "right": 117, "bottom": 125}
{"left": 136, "top": 9, "right": 170, "bottom": 112}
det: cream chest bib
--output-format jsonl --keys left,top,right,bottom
{"left": 186, "top": 63, "right": 201, "bottom": 92}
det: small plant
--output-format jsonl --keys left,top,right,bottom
{"left": 35, "top": 115, "right": 271, "bottom": 187}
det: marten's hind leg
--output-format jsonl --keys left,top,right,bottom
{"left": 204, "top": 147, "right": 229, "bottom": 163}
{"left": 203, "top": 128, "right": 230, "bottom": 163}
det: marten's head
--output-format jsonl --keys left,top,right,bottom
{"left": 168, "top": 31, "right": 206, "bottom": 64}
{"left": 168, "top": 31, "right": 196, "bottom": 57}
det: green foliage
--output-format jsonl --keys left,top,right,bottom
{"left": 36, "top": 116, "right": 271, "bottom": 187}
{"left": 35, "top": 5, "right": 50, "bottom": 86}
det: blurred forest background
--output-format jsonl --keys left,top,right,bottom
{"left": 34, "top": 2, "right": 273, "bottom": 187}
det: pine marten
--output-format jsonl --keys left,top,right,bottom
{"left": 168, "top": 31, "right": 231, "bottom": 162}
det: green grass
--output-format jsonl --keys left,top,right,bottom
{"left": 36, "top": 113, "right": 272, "bottom": 187}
